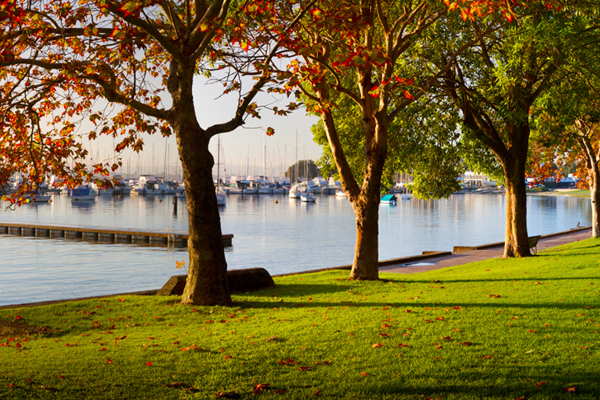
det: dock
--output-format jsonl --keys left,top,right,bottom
{"left": 0, "top": 221, "right": 233, "bottom": 248}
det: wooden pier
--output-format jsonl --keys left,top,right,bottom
{"left": 0, "top": 221, "right": 233, "bottom": 248}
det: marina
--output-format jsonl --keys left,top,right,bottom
{"left": 0, "top": 191, "right": 593, "bottom": 306}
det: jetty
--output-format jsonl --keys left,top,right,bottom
{"left": 0, "top": 221, "right": 233, "bottom": 248}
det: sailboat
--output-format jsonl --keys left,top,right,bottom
{"left": 216, "top": 135, "right": 227, "bottom": 206}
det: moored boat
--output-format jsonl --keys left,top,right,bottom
{"left": 71, "top": 184, "right": 97, "bottom": 201}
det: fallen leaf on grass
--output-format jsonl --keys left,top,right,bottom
{"left": 398, "top": 343, "right": 409, "bottom": 347}
{"left": 458, "top": 342, "right": 473, "bottom": 346}
{"left": 483, "top": 355, "right": 492, "bottom": 359}
{"left": 311, "top": 389, "right": 322, "bottom": 396}
{"left": 274, "top": 389, "right": 287, "bottom": 394}
{"left": 562, "top": 387, "right": 577, "bottom": 393}
{"left": 7, "top": 383, "right": 17, "bottom": 388}
{"left": 313, "top": 360, "right": 332, "bottom": 365}
{"left": 41, "top": 385, "right": 57, "bottom": 391}
{"left": 298, "top": 366, "right": 312, "bottom": 371}
{"left": 441, "top": 336, "right": 452, "bottom": 341}
{"left": 372, "top": 343, "right": 383, "bottom": 348}
{"left": 181, "top": 344, "right": 201, "bottom": 352}
{"left": 216, "top": 391, "right": 241, "bottom": 398}
{"left": 535, "top": 381, "right": 546, "bottom": 387}
{"left": 146, "top": 362, "right": 152, "bottom": 366}
{"left": 360, "top": 372, "right": 369, "bottom": 376}
{"left": 488, "top": 294, "right": 502, "bottom": 298}
{"left": 253, "top": 383, "right": 270, "bottom": 394}
{"left": 279, "top": 359, "right": 297, "bottom": 365}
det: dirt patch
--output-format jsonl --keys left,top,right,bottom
{"left": 0, "top": 319, "right": 55, "bottom": 338}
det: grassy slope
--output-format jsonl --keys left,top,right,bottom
{"left": 1, "top": 239, "right": 600, "bottom": 399}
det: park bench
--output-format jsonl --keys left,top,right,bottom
{"left": 529, "top": 235, "right": 542, "bottom": 254}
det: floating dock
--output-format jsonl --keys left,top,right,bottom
{"left": 0, "top": 221, "right": 233, "bottom": 248}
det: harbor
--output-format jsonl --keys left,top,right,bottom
{"left": 0, "top": 191, "right": 593, "bottom": 306}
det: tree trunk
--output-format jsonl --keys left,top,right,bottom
{"left": 590, "top": 174, "right": 600, "bottom": 238}
{"left": 176, "top": 124, "right": 232, "bottom": 306}
{"left": 168, "top": 58, "right": 231, "bottom": 306}
{"left": 502, "top": 153, "right": 530, "bottom": 258}
{"left": 349, "top": 193, "right": 380, "bottom": 280}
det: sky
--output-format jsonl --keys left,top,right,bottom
{"left": 90, "top": 75, "right": 324, "bottom": 181}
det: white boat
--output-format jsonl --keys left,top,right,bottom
{"left": 381, "top": 194, "right": 397, "bottom": 205}
{"left": 175, "top": 185, "right": 186, "bottom": 198}
{"left": 215, "top": 135, "right": 227, "bottom": 206}
{"left": 71, "top": 184, "right": 97, "bottom": 201}
{"left": 400, "top": 193, "right": 411, "bottom": 200}
{"left": 132, "top": 175, "right": 175, "bottom": 195}
{"left": 300, "top": 189, "right": 316, "bottom": 202}
{"left": 216, "top": 188, "right": 227, "bottom": 206}
{"left": 335, "top": 189, "right": 347, "bottom": 198}
{"left": 289, "top": 183, "right": 302, "bottom": 199}
{"left": 30, "top": 190, "right": 52, "bottom": 202}
{"left": 94, "top": 175, "right": 132, "bottom": 196}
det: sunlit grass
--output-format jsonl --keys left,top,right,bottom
{"left": 1, "top": 239, "right": 600, "bottom": 399}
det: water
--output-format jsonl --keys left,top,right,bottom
{"left": 0, "top": 192, "right": 591, "bottom": 306}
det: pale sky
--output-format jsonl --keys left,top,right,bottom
{"left": 90, "top": 76, "right": 324, "bottom": 181}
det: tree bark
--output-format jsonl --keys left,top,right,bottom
{"left": 591, "top": 174, "right": 600, "bottom": 238}
{"left": 349, "top": 191, "right": 381, "bottom": 280}
{"left": 577, "top": 134, "right": 600, "bottom": 238}
{"left": 502, "top": 153, "right": 530, "bottom": 257}
{"left": 170, "top": 59, "right": 232, "bottom": 306}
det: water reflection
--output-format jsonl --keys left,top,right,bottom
{"left": 0, "top": 192, "right": 593, "bottom": 305}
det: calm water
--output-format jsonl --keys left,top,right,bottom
{"left": 0, "top": 192, "right": 592, "bottom": 306}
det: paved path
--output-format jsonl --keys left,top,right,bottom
{"left": 379, "top": 228, "right": 593, "bottom": 274}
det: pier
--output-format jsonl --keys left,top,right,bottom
{"left": 0, "top": 221, "right": 233, "bottom": 248}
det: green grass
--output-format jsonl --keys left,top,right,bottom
{"left": 2, "top": 239, "right": 600, "bottom": 399}
{"left": 566, "top": 190, "right": 590, "bottom": 198}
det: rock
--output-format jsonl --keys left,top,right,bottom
{"left": 156, "top": 268, "right": 274, "bottom": 296}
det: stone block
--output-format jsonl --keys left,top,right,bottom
{"left": 156, "top": 268, "right": 274, "bottom": 296}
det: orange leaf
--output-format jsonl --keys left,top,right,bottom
{"left": 562, "top": 387, "right": 577, "bottom": 393}
{"left": 372, "top": 343, "right": 383, "bottom": 348}
{"left": 360, "top": 372, "right": 369, "bottom": 376}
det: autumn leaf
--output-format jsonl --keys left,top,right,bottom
{"left": 458, "top": 342, "right": 473, "bottom": 346}
{"left": 441, "top": 336, "right": 452, "bottom": 341}
{"left": 15, "top": 315, "right": 23, "bottom": 321}
{"left": 562, "top": 387, "right": 577, "bottom": 393}
{"left": 279, "top": 359, "right": 297, "bottom": 365}
{"left": 372, "top": 343, "right": 383, "bottom": 348}
{"left": 253, "top": 383, "right": 270, "bottom": 394}
{"left": 146, "top": 362, "right": 152, "bottom": 366}
{"left": 360, "top": 372, "right": 369, "bottom": 376}
{"left": 311, "top": 389, "right": 322, "bottom": 396}
{"left": 182, "top": 344, "right": 201, "bottom": 352}
{"left": 535, "top": 381, "right": 546, "bottom": 387}
{"left": 398, "top": 343, "right": 409, "bottom": 347}
{"left": 298, "top": 366, "right": 312, "bottom": 371}
{"left": 175, "top": 260, "right": 185, "bottom": 269}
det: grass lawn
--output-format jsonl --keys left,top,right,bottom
{"left": 1, "top": 239, "right": 600, "bottom": 399}
{"left": 551, "top": 190, "right": 590, "bottom": 198}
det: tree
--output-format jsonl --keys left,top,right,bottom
{"left": 531, "top": 39, "right": 600, "bottom": 236}
{"left": 0, "top": 0, "right": 311, "bottom": 305}
{"left": 277, "top": 0, "right": 521, "bottom": 279}
{"left": 285, "top": 159, "right": 319, "bottom": 181}
{"left": 441, "top": 7, "right": 586, "bottom": 257}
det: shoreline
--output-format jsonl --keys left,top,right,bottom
{"left": 1, "top": 225, "right": 593, "bottom": 310}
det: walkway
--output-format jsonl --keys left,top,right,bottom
{"left": 379, "top": 227, "right": 593, "bottom": 274}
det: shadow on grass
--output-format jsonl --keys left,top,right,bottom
{"left": 370, "top": 368, "right": 600, "bottom": 398}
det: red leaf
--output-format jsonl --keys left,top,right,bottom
{"left": 146, "top": 362, "right": 152, "bottom": 366}
{"left": 360, "top": 372, "right": 369, "bottom": 376}
{"left": 15, "top": 315, "right": 23, "bottom": 321}
{"left": 562, "top": 387, "right": 577, "bottom": 393}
